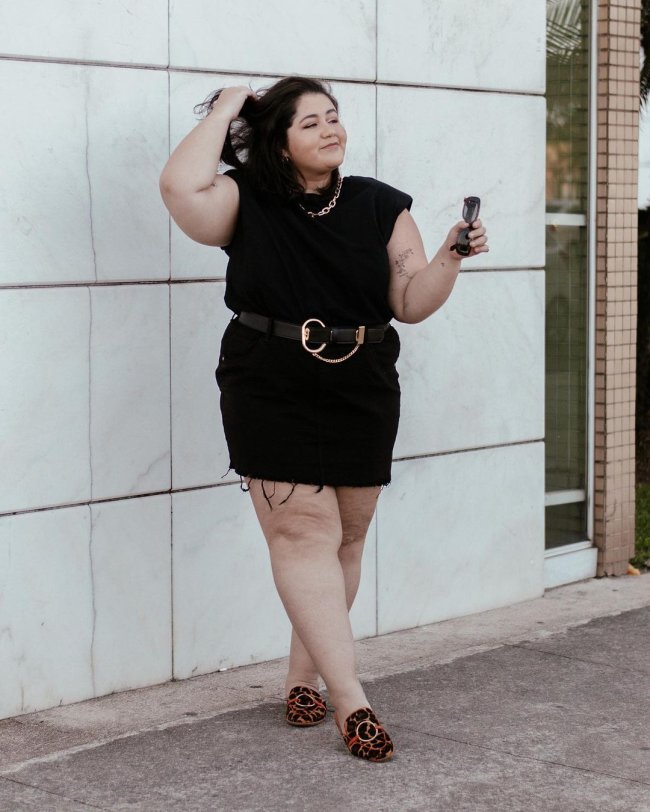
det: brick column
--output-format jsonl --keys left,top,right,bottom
{"left": 594, "top": 0, "right": 640, "bottom": 574}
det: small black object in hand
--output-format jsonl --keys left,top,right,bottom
{"left": 452, "top": 196, "right": 481, "bottom": 256}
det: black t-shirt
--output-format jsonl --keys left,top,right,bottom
{"left": 221, "top": 169, "right": 413, "bottom": 325}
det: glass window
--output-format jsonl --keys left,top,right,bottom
{"left": 545, "top": 0, "right": 591, "bottom": 549}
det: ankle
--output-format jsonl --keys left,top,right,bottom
{"left": 284, "top": 676, "right": 321, "bottom": 698}
{"left": 330, "top": 686, "right": 370, "bottom": 725}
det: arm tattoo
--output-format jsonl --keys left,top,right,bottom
{"left": 394, "top": 248, "right": 414, "bottom": 280}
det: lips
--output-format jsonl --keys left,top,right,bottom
{"left": 321, "top": 143, "right": 340, "bottom": 150}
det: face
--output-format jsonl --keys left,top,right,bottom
{"left": 284, "top": 93, "right": 347, "bottom": 184}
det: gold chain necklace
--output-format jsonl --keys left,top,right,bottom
{"left": 298, "top": 174, "right": 343, "bottom": 218}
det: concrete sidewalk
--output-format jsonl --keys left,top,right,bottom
{"left": 1, "top": 575, "right": 649, "bottom": 811}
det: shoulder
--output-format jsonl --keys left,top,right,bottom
{"left": 344, "top": 175, "right": 412, "bottom": 206}
{"left": 222, "top": 167, "right": 283, "bottom": 208}
{"left": 344, "top": 175, "right": 402, "bottom": 193}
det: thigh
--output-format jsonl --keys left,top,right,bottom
{"left": 335, "top": 486, "right": 381, "bottom": 546}
{"left": 247, "top": 480, "right": 343, "bottom": 548}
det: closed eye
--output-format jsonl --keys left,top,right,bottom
{"left": 303, "top": 119, "right": 340, "bottom": 129}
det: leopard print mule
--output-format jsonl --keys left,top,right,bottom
{"left": 335, "top": 706, "right": 394, "bottom": 762}
{"left": 285, "top": 685, "right": 328, "bottom": 726}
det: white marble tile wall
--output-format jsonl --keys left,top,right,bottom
{"left": 0, "top": 60, "right": 169, "bottom": 286}
{"left": 170, "top": 282, "right": 234, "bottom": 488}
{"left": 378, "top": 0, "right": 546, "bottom": 93}
{"left": 0, "top": 0, "right": 168, "bottom": 65}
{"left": 0, "top": 497, "right": 171, "bottom": 718}
{"left": 377, "top": 85, "right": 546, "bottom": 269}
{"left": 89, "top": 495, "right": 172, "bottom": 695}
{"left": 1, "top": 1, "right": 549, "bottom": 719}
{"left": 169, "top": 0, "right": 376, "bottom": 80}
{"left": 172, "top": 485, "right": 377, "bottom": 679}
{"left": 89, "top": 285, "right": 171, "bottom": 500}
{"left": 0, "top": 506, "right": 93, "bottom": 718}
{"left": 394, "top": 271, "right": 545, "bottom": 458}
{"left": 0, "top": 286, "right": 171, "bottom": 515}
{"left": 171, "top": 485, "right": 287, "bottom": 678}
{"left": 377, "top": 443, "right": 545, "bottom": 634}
{"left": 0, "top": 289, "right": 91, "bottom": 514}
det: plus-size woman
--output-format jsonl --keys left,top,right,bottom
{"left": 160, "top": 76, "right": 489, "bottom": 762}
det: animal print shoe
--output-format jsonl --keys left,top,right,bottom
{"left": 335, "top": 706, "right": 394, "bottom": 762}
{"left": 285, "top": 685, "right": 328, "bottom": 726}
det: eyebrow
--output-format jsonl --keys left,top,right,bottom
{"left": 299, "top": 108, "right": 337, "bottom": 124}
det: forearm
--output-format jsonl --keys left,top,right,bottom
{"left": 399, "top": 247, "right": 462, "bottom": 324}
{"left": 160, "top": 109, "right": 232, "bottom": 195}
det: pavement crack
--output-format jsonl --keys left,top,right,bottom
{"left": 390, "top": 723, "right": 650, "bottom": 788}
{"left": 0, "top": 775, "right": 109, "bottom": 809}
{"left": 504, "top": 642, "right": 650, "bottom": 676}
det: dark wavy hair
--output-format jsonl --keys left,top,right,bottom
{"left": 194, "top": 76, "right": 340, "bottom": 201}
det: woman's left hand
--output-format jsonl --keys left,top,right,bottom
{"left": 446, "top": 218, "right": 489, "bottom": 259}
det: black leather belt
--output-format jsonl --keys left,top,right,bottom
{"left": 238, "top": 311, "right": 388, "bottom": 345}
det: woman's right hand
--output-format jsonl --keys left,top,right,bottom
{"left": 209, "top": 86, "right": 257, "bottom": 121}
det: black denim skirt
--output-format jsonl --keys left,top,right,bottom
{"left": 215, "top": 317, "right": 401, "bottom": 489}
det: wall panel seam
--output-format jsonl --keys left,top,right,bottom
{"left": 0, "top": 440, "right": 546, "bottom": 519}
{"left": 0, "top": 55, "right": 545, "bottom": 97}
{"left": 0, "top": 279, "right": 227, "bottom": 290}
{"left": 0, "top": 268, "right": 544, "bottom": 291}
{"left": 394, "top": 438, "right": 544, "bottom": 463}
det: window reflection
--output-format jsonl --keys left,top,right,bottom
{"left": 547, "top": 0, "right": 589, "bottom": 213}
{"left": 545, "top": 0, "right": 590, "bottom": 547}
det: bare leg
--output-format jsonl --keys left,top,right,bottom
{"left": 283, "top": 486, "right": 380, "bottom": 697}
{"left": 248, "top": 481, "right": 377, "bottom": 724}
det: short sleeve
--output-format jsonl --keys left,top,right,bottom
{"left": 219, "top": 168, "right": 243, "bottom": 255}
{"left": 375, "top": 181, "right": 413, "bottom": 244}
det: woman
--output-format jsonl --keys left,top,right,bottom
{"left": 160, "top": 76, "right": 488, "bottom": 763}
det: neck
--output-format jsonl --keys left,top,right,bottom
{"left": 301, "top": 170, "right": 335, "bottom": 194}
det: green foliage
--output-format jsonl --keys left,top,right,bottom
{"left": 633, "top": 484, "right": 650, "bottom": 568}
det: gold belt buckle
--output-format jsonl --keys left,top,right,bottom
{"left": 301, "top": 318, "right": 327, "bottom": 354}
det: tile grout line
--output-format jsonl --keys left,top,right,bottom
{"left": 0, "top": 438, "right": 545, "bottom": 519}
{"left": 0, "top": 54, "right": 544, "bottom": 97}
{"left": 88, "top": 287, "right": 94, "bottom": 503}
{"left": 0, "top": 278, "right": 227, "bottom": 290}
{"left": 0, "top": 267, "right": 544, "bottom": 292}
{"left": 393, "top": 437, "right": 544, "bottom": 463}
{"left": 166, "top": 0, "right": 176, "bottom": 679}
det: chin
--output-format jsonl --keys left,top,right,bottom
{"left": 324, "top": 155, "right": 345, "bottom": 170}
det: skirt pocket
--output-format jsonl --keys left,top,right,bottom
{"left": 215, "top": 318, "right": 267, "bottom": 389}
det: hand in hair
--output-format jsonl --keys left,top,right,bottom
{"left": 204, "top": 86, "right": 257, "bottom": 123}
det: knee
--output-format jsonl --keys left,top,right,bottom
{"left": 340, "top": 532, "right": 365, "bottom": 548}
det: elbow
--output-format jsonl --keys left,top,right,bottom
{"left": 393, "top": 310, "right": 421, "bottom": 325}
{"left": 394, "top": 299, "right": 444, "bottom": 324}
{"left": 392, "top": 299, "right": 427, "bottom": 324}
{"left": 399, "top": 313, "right": 426, "bottom": 325}
{"left": 159, "top": 171, "right": 176, "bottom": 201}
